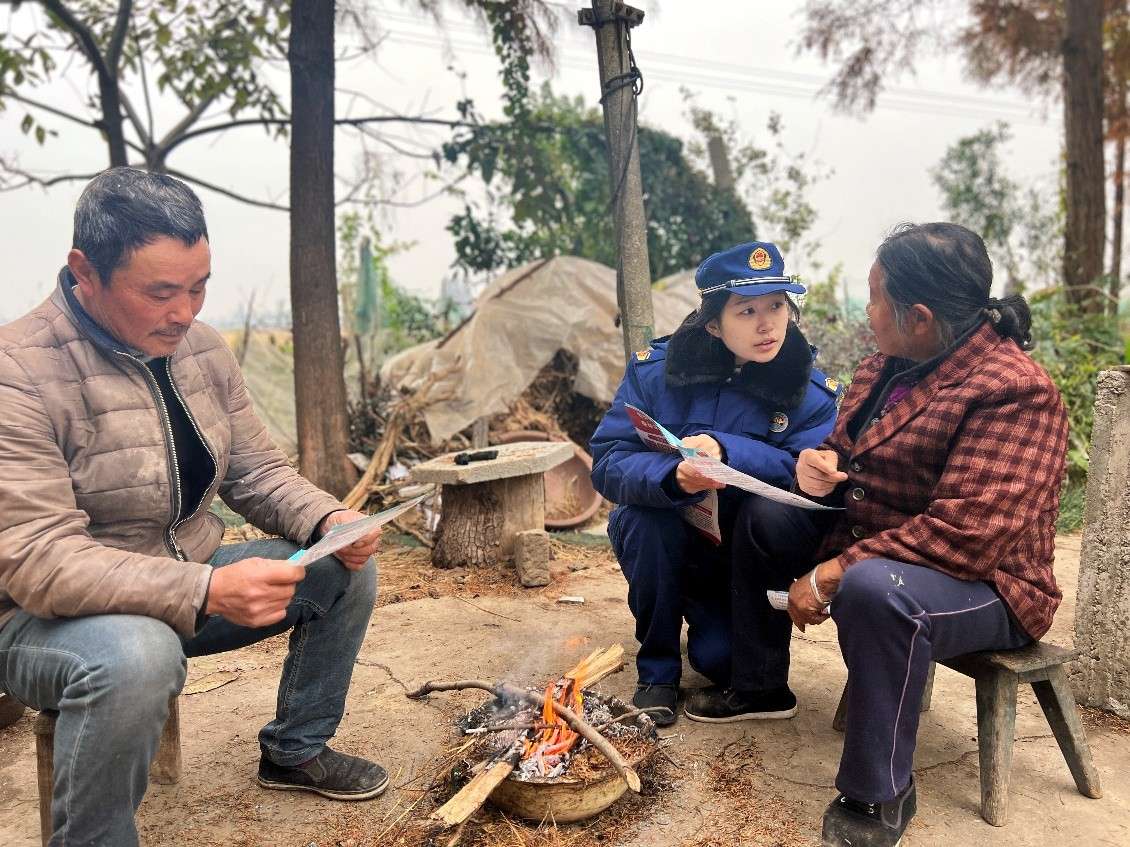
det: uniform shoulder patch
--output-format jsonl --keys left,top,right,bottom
{"left": 811, "top": 369, "right": 844, "bottom": 398}
{"left": 635, "top": 348, "right": 652, "bottom": 362}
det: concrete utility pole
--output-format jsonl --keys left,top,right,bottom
{"left": 579, "top": 0, "right": 655, "bottom": 363}
{"left": 1073, "top": 367, "right": 1130, "bottom": 717}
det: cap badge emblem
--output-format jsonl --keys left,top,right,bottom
{"left": 748, "top": 247, "right": 772, "bottom": 270}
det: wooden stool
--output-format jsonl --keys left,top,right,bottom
{"left": 833, "top": 642, "right": 1102, "bottom": 826}
{"left": 34, "top": 695, "right": 182, "bottom": 846}
{"left": 411, "top": 441, "right": 573, "bottom": 569}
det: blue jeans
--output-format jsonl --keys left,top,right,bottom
{"left": 0, "top": 539, "right": 377, "bottom": 847}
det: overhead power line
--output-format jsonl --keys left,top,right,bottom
{"left": 367, "top": 8, "right": 1054, "bottom": 128}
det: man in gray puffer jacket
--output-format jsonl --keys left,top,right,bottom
{"left": 0, "top": 168, "right": 388, "bottom": 846}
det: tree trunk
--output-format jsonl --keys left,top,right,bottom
{"left": 96, "top": 68, "right": 128, "bottom": 167}
{"left": 1110, "top": 73, "right": 1127, "bottom": 317}
{"left": 1111, "top": 131, "right": 1125, "bottom": 316}
{"left": 288, "top": 0, "right": 354, "bottom": 497}
{"left": 1062, "top": 0, "right": 1106, "bottom": 314}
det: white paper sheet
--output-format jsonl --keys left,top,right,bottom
{"left": 624, "top": 404, "right": 841, "bottom": 512}
{"left": 287, "top": 489, "right": 434, "bottom": 568}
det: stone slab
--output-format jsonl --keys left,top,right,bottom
{"left": 514, "top": 529, "right": 551, "bottom": 587}
{"left": 410, "top": 441, "right": 572, "bottom": 485}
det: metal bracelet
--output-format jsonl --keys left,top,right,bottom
{"left": 809, "top": 566, "right": 830, "bottom": 607}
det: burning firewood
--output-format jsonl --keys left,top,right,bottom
{"left": 406, "top": 645, "right": 640, "bottom": 828}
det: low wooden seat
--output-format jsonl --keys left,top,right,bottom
{"left": 833, "top": 642, "right": 1102, "bottom": 826}
{"left": 34, "top": 695, "right": 182, "bottom": 846}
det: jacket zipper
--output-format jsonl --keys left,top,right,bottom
{"left": 163, "top": 357, "right": 220, "bottom": 534}
{"left": 115, "top": 352, "right": 190, "bottom": 560}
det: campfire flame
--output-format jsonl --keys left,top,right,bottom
{"left": 521, "top": 646, "right": 620, "bottom": 776}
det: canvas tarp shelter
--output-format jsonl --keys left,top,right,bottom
{"left": 381, "top": 256, "right": 703, "bottom": 444}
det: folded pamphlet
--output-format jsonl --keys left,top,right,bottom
{"left": 623, "top": 404, "right": 841, "bottom": 545}
{"left": 287, "top": 489, "right": 434, "bottom": 568}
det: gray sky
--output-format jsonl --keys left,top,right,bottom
{"left": 0, "top": 1, "right": 1063, "bottom": 325}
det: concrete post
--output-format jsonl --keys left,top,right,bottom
{"left": 1072, "top": 366, "right": 1130, "bottom": 717}
{"left": 579, "top": 0, "right": 654, "bottom": 363}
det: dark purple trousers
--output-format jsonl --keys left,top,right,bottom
{"left": 730, "top": 497, "right": 1030, "bottom": 803}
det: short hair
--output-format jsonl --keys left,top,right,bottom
{"left": 72, "top": 167, "right": 209, "bottom": 285}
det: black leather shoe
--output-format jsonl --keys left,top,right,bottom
{"left": 632, "top": 683, "right": 678, "bottom": 726}
{"left": 683, "top": 685, "right": 798, "bottom": 722}
{"left": 258, "top": 746, "right": 389, "bottom": 800}
{"left": 822, "top": 779, "right": 916, "bottom": 847}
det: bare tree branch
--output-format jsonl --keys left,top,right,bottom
{"left": 39, "top": 0, "right": 115, "bottom": 82}
{"left": 104, "top": 0, "right": 132, "bottom": 72}
{"left": 164, "top": 167, "right": 289, "bottom": 211}
{"left": 0, "top": 163, "right": 102, "bottom": 191}
{"left": 164, "top": 114, "right": 481, "bottom": 156}
{"left": 155, "top": 91, "right": 221, "bottom": 156}
{"left": 118, "top": 87, "right": 151, "bottom": 150}
{"left": 131, "top": 27, "right": 156, "bottom": 149}
{"left": 7, "top": 92, "right": 100, "bottom": 130}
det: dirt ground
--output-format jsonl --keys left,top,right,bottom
{"left": 2, "top": 533, "right": 1128, "bottom": 846}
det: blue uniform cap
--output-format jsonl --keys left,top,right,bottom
{"left": 694, "top": 241, "right": 806, "bottom": 298}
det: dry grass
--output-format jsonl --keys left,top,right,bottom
{"left": 679, "top": 736, "right": 812, "bottom": 847}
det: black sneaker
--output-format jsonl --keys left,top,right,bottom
{"left": 257, "top": 746, "right": 390, "bottom": 801}
{"left": 632, "top": 683, "right": 678, "bottom": 726}
{"left": 822, "top": 780, "right": 916, "bottom": 847}
{"left": 683, "top": 685, "right": 798, "bottom": 723}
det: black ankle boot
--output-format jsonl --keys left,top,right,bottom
{"left": 821, "top": 779, "right": 916, "bottom": 846}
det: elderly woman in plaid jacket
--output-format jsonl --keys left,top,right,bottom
{"left": 683, "top": 223, "right": 1069, "bottom": 847}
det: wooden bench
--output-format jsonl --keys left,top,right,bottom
{"left": 832, "top": 642, "right": 1102, "bottom": 826}
{"left": 34, "top": 696, "right": 182, "bottom": 846}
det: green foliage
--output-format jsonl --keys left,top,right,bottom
{"left": 932, "top": 122, "right": 1023, "bottom": 288}
{"left": 338, "top": 211, "right": 439, "bottom": 356}
{"left": 683, "top": 92, "right": 829, "bottom": 272}
{"left": 800, "top": 264, "right": 876, "bottom": 385}
{"left": 444, "top": 82, "right": 755, "bottom": 279}
{"left": 1, "top": 1, "right": 288, "bottom": 165}
{"left": 932, "top": 122, "right": 1064, "bottom": 293}
{"left": 1028, "top": 290, "right": 1124, "bottom": 482}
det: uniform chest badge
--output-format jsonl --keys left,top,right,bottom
{"left": 635, "top": 348, "right": 652, "bottom": 361}
{"left": 748, "top": 247, "right": 772, "bottom": 270}
{"left": 770, "top": 411, "right": 789, "bottom": 432}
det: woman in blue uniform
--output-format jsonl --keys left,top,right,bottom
{"left": 589, "top": 241, "right": 840, "bottom": 724}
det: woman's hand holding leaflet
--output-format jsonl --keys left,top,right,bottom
{"left": 676, "top": 434, "right": 726, "bottom": 494}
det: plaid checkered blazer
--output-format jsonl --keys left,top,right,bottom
{"left": 817, "top": 321, "right": 1068, "bottom": 639}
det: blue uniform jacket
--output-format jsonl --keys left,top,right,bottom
{"left": 590, "top": 340, "right": 840, "bottom": 510}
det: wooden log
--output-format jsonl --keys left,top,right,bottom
{"left": 431, "top": 482, "right": 504, "bottom": 568}
{"left": 431, "top": 743, "right": 522, "bottom": 827}
{"left": 407, "top": 679, "right": 641, "bottom": 792}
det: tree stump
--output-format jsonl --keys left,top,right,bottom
{"left": 411, "top": 442, "right": 572, "bottom": 570}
